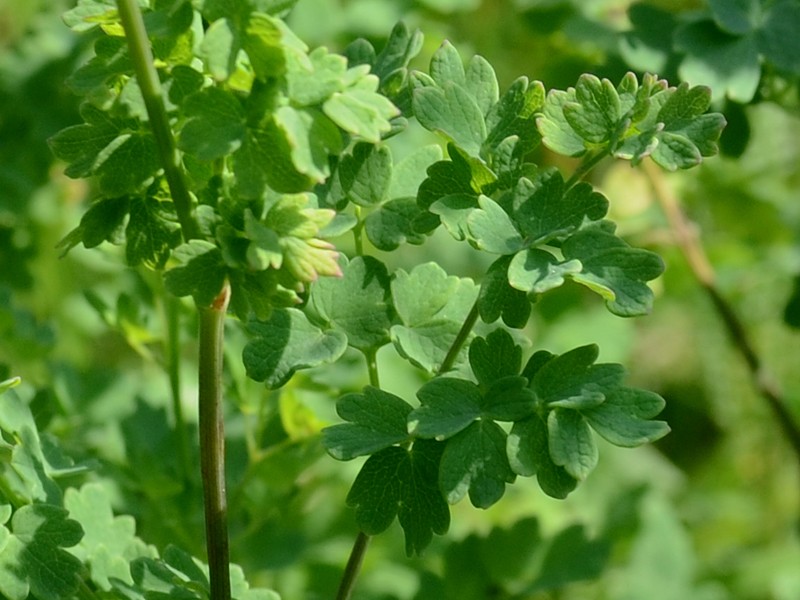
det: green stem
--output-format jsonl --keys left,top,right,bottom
{"left": 335, "top": 532, "right": 371, "bottom": 600}
{"left": 564, "top": 149, "right": 609, "bottom": 190}
{"left": 198, "top": 282, "right": 232, "bottom": 600}
{"left": 165, "top": 294, "right": 192, "bottom": 482}
{"left": 439, "top": 299, "right": 480, "bottom": 375}
{"left": 116, "top": 0, "right": 199, "bottom": 241}
{"left": 353, "top": 205, "right": 365, "bottom": 256}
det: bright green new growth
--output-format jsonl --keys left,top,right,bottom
{"left": 45, "top": 0, "right": 725, "bottom": 593}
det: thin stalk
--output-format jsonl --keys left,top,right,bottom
{"left": 335, "top": 348, "right": 380, "bottom": 600}
{"left": 198, "top": 282, "right": 232, "bottom": 600}
{"left": 335, "top": 532, "right": 371, "bottom": 600}
{"left": 353, "top": 205, "right": 365, "bottom": 256}
{"left": 165, "top": 294, "right": 192, "bottom": 482}
{"left": 116, "top": 0, "right": 199, "bottom": 241}
{"left": 644, "top": 159, "right": 800, "bottom": 463}
{"left": 439, "top": 300, "right": 480, "bottom": 374}
{"left": 564, "top": 149, "right": 609, "bottom": 190}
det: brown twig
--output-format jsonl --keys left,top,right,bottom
{"left": 643, "top": 159, "right": 800, "bottom": 462}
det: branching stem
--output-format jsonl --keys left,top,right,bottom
{"left": 198, "top": 282, "right": 232, "bottom": 600}
{"left": 644, "top": 160, "right": 800, "bottom": 464}
{"left": 116, "top": 0, "right": 199, "bottom": 242}
{"left": 564, "top": 149, "right": 609, "bottom": 190}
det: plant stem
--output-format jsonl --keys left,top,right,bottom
{"left": 198, "top": 282, "right": 232, "bottom": 600}
{"left": 353, "top": 205, "right": 365, "bottom": 256}
{"left": 564, "top": 149, "right": 609, "bottom": 190}
{"left": 335, "top": 531, "right": 371, "bottom": 600}
{"left": 116, "top": 0, "right": 199, "bottom": 241}
{"left": 165, "top": 294, "right": 192, "bottom": 482}
{"left": 439, "top": 299, "right": 480, "bottom": 374}
{"left": 644, "top": 159, "right": 800, "bottom": 463}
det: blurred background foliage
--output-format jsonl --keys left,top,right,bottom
{"left": 1, "top": 0, "right": 799, "bottom": 598}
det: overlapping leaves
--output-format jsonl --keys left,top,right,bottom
{"left": 538, "top": 72, "right": 726, "bottom": 170}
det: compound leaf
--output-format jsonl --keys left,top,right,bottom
{"left": 323, "top": 387, "right": 413, "bottom": 460}
{"left": 179, "top": 87, "right": 246, "bottom": 160}
{"left": 346, "top": 441, "right": 450, "bottom": 556}
{"left": 243, "top": 308, "right": 348, "bottom": 388}
{"left": 477, "top": 255, "right": 531, "bottom": 328}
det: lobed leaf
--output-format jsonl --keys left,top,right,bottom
{"left": 323, "top": 387, "right": 413, "bottom": 460}
{"left": 477, "top": 255, "right": 531, "bottom": 328}
{"left": 562, "top": 228, "right": 664, "bottom": 317}
{"left": 583, "top": 387, "right": 670, "bottom": 447}
{"left": 163, "top": 240, "right": 228, "bottom": 307}
{"left": 346, "top": 441, "right": 450, "bottom": 556}
{"left": 243, "top": 308, "right": 348, "bottom": 389}
{"left": 305, "top": 255, "right": 393, "bottom": 352}
{"left": 547, "top": 408, "right": 598, "bottom": 481}
{"left": 468, "top": 329, "right": 522, "bottom": 387}
{"left": 507, "top": 415, "right": 578, "bottom": 499}
{"left": 409, "top": 377, "right": 482, "bottom": 440}
{"left": 439, "top": 420, "right": 516, "bottom": 508}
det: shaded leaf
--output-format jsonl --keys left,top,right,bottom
{"left": 243, "top": 308, "right": 348, "bottom": 389}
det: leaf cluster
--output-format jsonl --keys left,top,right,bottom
{"left": 322, "top": 329, "right": 669, "bottom": 554}
{"left": 0, "top": 377, "right": 277, "bottom": 599}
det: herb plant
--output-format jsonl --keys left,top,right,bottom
{"left": 1, "top": 0, "right": 728, "bottom": 598}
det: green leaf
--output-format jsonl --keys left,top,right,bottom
{"left": 322, "top": 387, "right": 413, "bottom": 460}
{"left": 529, "top": 524, "right": 610, "bottom": 592}
{"left": 547, "top": 408, "right": 598, "bottom": 480}
{"left": 0, "top": 394, "right": 63, "bottom": 505}
{"left": 507, "top": 415, "right": 578, "bottom": 499}
{"left": 429, "top": 193, "right": 478, "bottom": 241}
{"left": 510, "top": 170, "right": 608, "bottom": 244}
{"left": 125, "top": 196, "right": 181, "bottom": 269}
{"left": 531, "top": 344, "right": 623, "bottom": 409}
{"left": 64, "top": 483, "right": 154, "bottom": 589}
{"left": 477, "top": 255, "right": 531, "bottom": 328}
{"left": 409, "top": 377, "right": 482, "bottom": 440}
{"left": 584, "top": 387, "right": 670, "bottom": 447}
{"left": 481, "top": 376, "right": 537, "bottom": 422}
{"left": 429, "top": 40, "right": 466, "bottom": 88}
{"left": 364, "top": 197, "right": 427, "bottom": 251}
{"left": 286, "top": 46, "right": 346, "bottom": 105}
{"left": 468, "top": 329, "right": 522, "bottom": 387}
{"left": 388, "top": 144, "right": 443, "bottom": 199}
{"left": 390, "top": 263, "right": 479, "bottom": 373}
{"left": 56, "top": 196, "right": 129, "bottom": 255}
{"left": 537, "top": 88, "right": 587, "bottom": 157}
{"left": 179, "top": 87, "right": 246, "bottom": 160}
{"left": 272, "top": 106, "right": 341, "bottom": 183}
{"left": 563, "top": 74, "right": 622, "bottom": 145}
{"left": 675, "top": 20, "right": 760, "bottom": 103}
{"left": 508, "top": 248, "right": 582, "bottom": 294}
{"left": 467, "top": 195, "right": 525, "bottom": 254}
{"left": 709, "top": 0, "right": 759, "bottom": 35}
{"left": 329, "top": 142, "right": 393, "bottom": 207}
{"left": 0, "top": 504, "right": 83, "bottom": 600}
{"left": 235, "top": 123, "right": 314, "bottom": 195}
{"left": 439, "top": 420, "right": 515, "bottom": 508}
{"left": 464, "top": 55, "right": 500, "bottom": 117}
{"left": 48, "top": 104, "right": 160, "bottom": 196}
{"left": 758, "top": 1, "right": 800, "bottom": 75}
{"left": 243, "top": 308, "right": 348, "bottom": 388}
{"left": 413, "top": 82, "right": 487, "bottom": 155}
{"left": 484, "top": 76, "right": 544, "bottom": 156}
{"left": 562, "top": 228, "right": 664, "bottom": 317}
{"left": 163, "top": 240, "right": 228, "bottom": 307}
{"left": 346, "top": 440, "right": 450, "bottom": 556}
{"left": 306, "top": 255, "right": 393, "bottom": 352}
{"left": 323, "top": 83, "right": 399, "bottom": 144}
